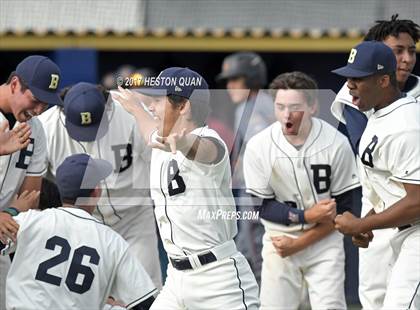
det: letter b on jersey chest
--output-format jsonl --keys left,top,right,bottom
{"left": 361, "top": 135, "right": 378, "bottom": 168}
{"left": 15, "top": 138, "right": 35, "bottom": 169}
{"left": 311, "top": 164, "right": 331, "bottom": 194}
{"left": 111, "top": 144, "right": 132, "bottom": 173}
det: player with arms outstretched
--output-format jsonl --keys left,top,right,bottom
{"left": 114, "top": 67, "right": 259, "bottom": 309}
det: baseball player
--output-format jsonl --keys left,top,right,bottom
{"left": 1, "top": 154, "right": 157, "bottom": 309}
{"left": 216, "top": 52, "right": 275, "bottom": 283}
{"left": 330, "top": 15, "right": 420, "bottom": 309}
{"left": 113, "top": 67, "right": 260, "bottom": 309}
{"left": 243, "top": 71, "right": 360, "bottom": 309}
{"left": 38, "top": 82, "right": 162, "bottom": 289}
{"left": 0, "top": 55, "right": 62, "bottom": 310}
{"left": 333, "top": 41, "right": 420, "bottom": 309}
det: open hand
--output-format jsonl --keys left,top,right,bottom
{"left": 112, "top": 86, "right": 143, "bottom": 115}
{"left": 13, "top": 190, "right": 40, "bottom": 212}
{"left": 0, "top": 121, "right": 31, "bottom": 155}
{"left": 150, "top": 128, "right": 188, "bottom": 154}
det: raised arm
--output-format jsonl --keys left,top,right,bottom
{"left": 112, "top": 87, "right": 158, "bottom": 144}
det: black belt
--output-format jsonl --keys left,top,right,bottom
{"left": 398, "top": 224, "right": 412, "bottom": 231}
{"left": 170, "top": 251, "right": 217, "bottom": 270}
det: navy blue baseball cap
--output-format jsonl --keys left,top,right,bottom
{"left": 64, "top": 82, "right": 109, "bottom": 142}
{"left": 138, "top": 67, "right": 210, "bottom": 105}
{"left": 56, "top": 154, "right": 112, "bottom": 201}
{"left": 15, "top": 55, "right": 62, "bottom": 106}
{"left": 332, "top": 41, "right": 397, "bottom": 78}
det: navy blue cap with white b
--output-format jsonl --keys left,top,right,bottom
{"left": 15, "top": 55, "right": 62, "bottom": 106}
{"left": 64, "top": 82, "right": 109, "bottom": 142}
{"left": 56, "top": 154, "right": 112, "bottom": 201}
{"left": 332, "top": 41, "right": 397, "bottom": 78}
{"left": 138, "top": 67, "right": 210, "bottom": 106}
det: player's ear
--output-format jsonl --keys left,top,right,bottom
{"left": 179, "top": 100, "right": 191, "bottom": 116}
{"left": 309, "top": 99, "right": 319, "bottom": 116}
{"left": 378, "top": 74, "right": 390, "bottom": 88}
{"left": 9, "top": 76, "right": 19, "bottom": 94}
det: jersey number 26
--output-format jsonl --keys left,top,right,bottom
{"left": 35, "top": 236, "right": 100, "bottom": 294}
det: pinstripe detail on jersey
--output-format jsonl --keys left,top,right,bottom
{"left": 375, "top": 100, "right": 416, "bottom": 119}
{"left": 159, "top": 161, "right": 188, "bottom": 256}
{"left": 246, "top": 188, "right": 275, "bottom": 199}
{"left": 408, "top": 281, "right": 420, "bottom": 309}
{"left": 393, "top": 176, "right": 420, "bottom": 183}
{"left": 126, "top": 287, "right": 158, "bottom": 309}
{"left": 331, "top": 182, "right": 360, "bottom": 196}
{"left": 270, "top": 132, "right": 306, "bottom": 213}
{"left": 57, "top": 208, "right": 106, "bottom": 225}
{"left": 0, "top": 156, "right": 12, "bottom": 197}
{"left": 160, "top": 162, "right": 174, "bottom": 245}
{"left": 26, "top": 167, "right": 47, "bottom": 175}
{"left": 230, "top": 257, "right": 247, "bottom": 310}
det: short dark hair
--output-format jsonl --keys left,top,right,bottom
{"left": 364, "top": 14, "right": 420, "bottom": 43}
{"left": 39, "top": 178, "right": 62, "bottom": 210}
{"left": 60, "top": 84, "right": 110, "bottom": 102}
{"left": 168, "top": 94, "right": 210, "bottom": 126}
{"left": 6, "top": 72, "right": 29, "bottom": 92}
{"left": 269, "top": 71, "right": 318, "bottom": 106}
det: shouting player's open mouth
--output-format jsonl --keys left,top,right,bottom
{"left": 351, "top": 95, "right": 361, "bottom": 107}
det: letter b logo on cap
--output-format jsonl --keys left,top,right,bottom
{"left": 348, "top": 49, "right": 357, "bottom": 64}
{"left": 80, "top": 112, "right": 92, "bottom": 125}
{"left": 49, "top": 74, "right": 59, "bottom": 89}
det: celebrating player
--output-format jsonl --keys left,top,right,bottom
{"left": 38, "top": 82, "right": 162, "bottom": 289}
{"left": 333, "top": 41, "right": 420, "bottom": 309}
{"left": 1, "top": 154, "right": 157, "bottom": 309}
{"left": 0, "top": 55, "right": 62, "bottom": 310}
{"left": 330, "top": 15, "right": 420, "bottom": 309}
{"left": 243, "top": 71, "right": 360, "bottom": 309}
{"left": 113, "top": 67, "right": 260, "bottom": 309}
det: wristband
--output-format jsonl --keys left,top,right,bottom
{"left": 2, "top": 207, "right": 19, "bottom": 217}
{"left": 288, "top": 208, "right": 306, "bottom": 225}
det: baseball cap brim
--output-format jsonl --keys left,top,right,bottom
{"left": 65, "top": 115, "right": 109, "bottom": 142}
{"left": 331, "top": 66, "right": 374, "bottom": 78}
{"left": 82, "top": 158, "right": 113, "bottom": 188}
{"left": 136, "top": 87, "right": 168, "bottom": 97}
{"left": 30, "top": 85, "right": 63, "bottom": 106}
{"left": 215, "top": 70, "right": 240, "bottom": 82}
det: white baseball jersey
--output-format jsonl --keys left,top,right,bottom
{"left": 38, "top": 103, "right": 152, "bottom": 225}
{"left": 2, "top": 207, "right": 156, "bottom": 310}
{"left": 358, "top": 95, "right": 420, "bottom": 215}
{"left": 331, "top": 74, "right": 420, "bottom": 124}
{"left": 0, "top": 112, "right": 47, "bottom": 210}
{"left": 244, "top": 118, "right": 360, "bottom": 234}
{"left": 150, "top": 126, "right": 237, "bottom": 256}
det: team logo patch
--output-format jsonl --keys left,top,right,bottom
{"left": 49, "top": 74, "right": 59, "bottom": 89}
{"left": 347, "top": 48, "right": 357, "bottom": 64}
{"left": 80, "top": 112, "right": 92, "bottom": 125}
